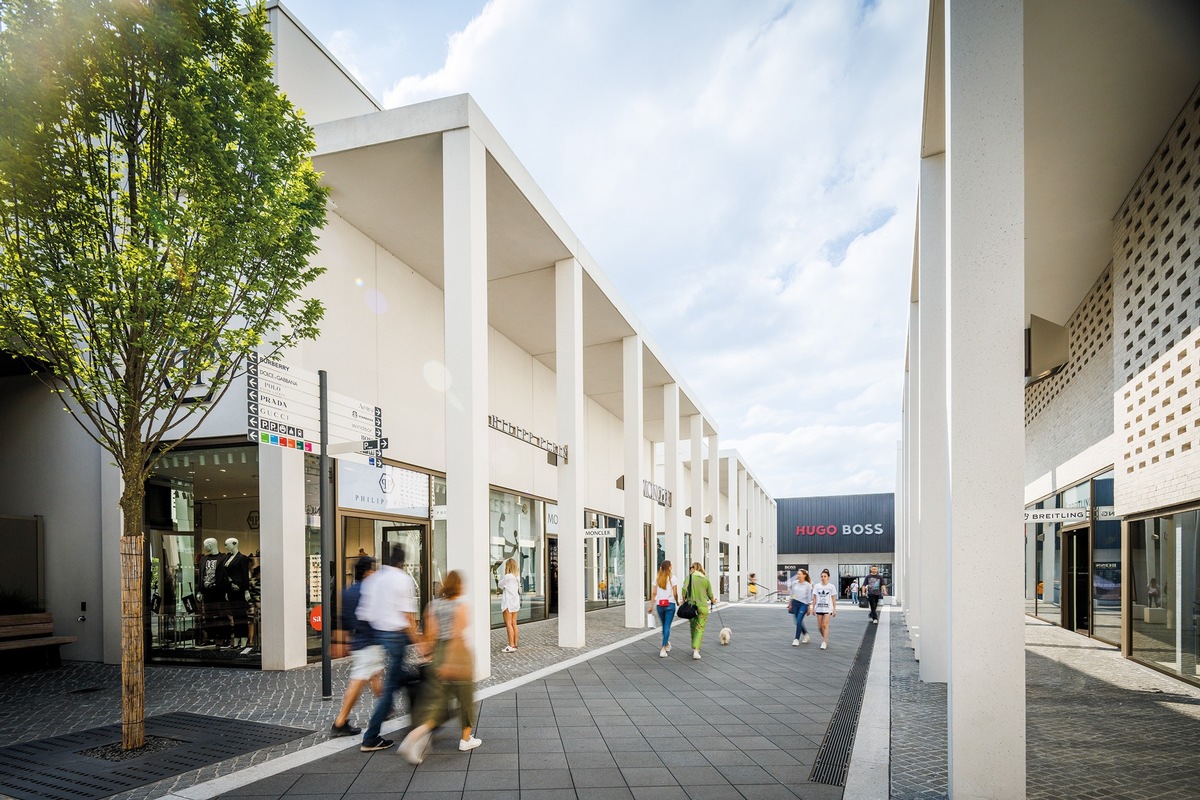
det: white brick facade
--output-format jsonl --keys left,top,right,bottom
{"left": 1113, "top": 89, "right": 1200, "bottom": 516}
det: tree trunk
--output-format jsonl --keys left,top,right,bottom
{"left": 119, "top": 478, "right": 146, "bottom": 750}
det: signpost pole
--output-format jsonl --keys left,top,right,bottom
{"left": 319, "top": 369, "right": 333, "bottom": 700}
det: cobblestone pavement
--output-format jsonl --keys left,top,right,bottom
{"left": 0, "top": 605, "right": 656, "bottom": 800}
{"left": 200, "top": 605, "right": 868, "bottom": 800}
{"left": 889, "top": 613, "right": 1200, "bottom": 799}
{"left": 888, "top": 613, "right": 947, "bottom": 800}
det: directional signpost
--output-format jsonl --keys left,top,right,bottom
{"left": 244, "top": 352, "right": 389, "bottom": 698}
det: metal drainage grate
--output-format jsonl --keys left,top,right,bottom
{"left": 0, "top": 712, "right": 310, "bottom": 800}
{"left": 809, "top": 621, "right": 878, "bottom": 786}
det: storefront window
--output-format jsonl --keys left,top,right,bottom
{"left": 144, "top": 442, "right": 261, "bottom": 667}
{"left": 584, "top": 510, "right": 625, "bottom": 610}
{"left": 489, "top": 490, "right": 544, "bottom": 627}
{"left": 1129, "top": 509, "right": 1200, "bottom": 684}
{"left": 1091, "top": 471, "right": 1120, "bottom": 645}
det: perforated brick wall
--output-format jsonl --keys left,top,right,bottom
{"left": 1024, "top": 266, "right": 1115, "bottom": 485}
{"left": 1113, "top": 86, "right": 1200, "bottom": 515}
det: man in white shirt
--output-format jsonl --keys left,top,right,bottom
{"left": 357, "top": 543, "right": 419, "bottom": 751}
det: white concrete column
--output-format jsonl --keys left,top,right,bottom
{"left": 707, "top": 434, "right": 720, "bottom": 595}
{"left": 689, "top": 414, "right": 703, "bottom": 572}
{"left": 945, "top": 1, "right": 1025, "bottom": 795}
{"left": 663, "top": 384, "right": 683, "bottom": 573}
{"left": 743, "top": 469, "right": 752, "bottom": 592}
{"left": 918, "top": 151, "right": 949, "bottom": 683}
{"left": 623, "top": 335, "right": 646, "bottom": 628}
{"left": 442, "top": 127, "right": 491, "bottom": 678}
{"left": 556, "top": 257, "right": 585, "bottom": 647}
{"left": 895, "top": 440, "right": 905, "bottom": 607}
{"left": 727, "top": 457, "right": 741, "bottom": 601}
{"left": 259, "top": 444, "right": 306, "bottom": 670}
{"left": 906, "top": 307, "right": 922, "bottom": 660}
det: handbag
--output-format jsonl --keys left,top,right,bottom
{"left": 436, "top": 635, "right": 474, "bottom": 682}
{"left": 677, "top": 575, "right": 700, "bottom": 620}
{"left": 788, "top": 598, "right": 799, "bottom": 615}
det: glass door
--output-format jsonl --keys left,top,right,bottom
{"left": 1062, "top": 525, "right": 1091, "bottom": 633}
{"left": 340, "top": 516, "right": 430, "bottom": 619}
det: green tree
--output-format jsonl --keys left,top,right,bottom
{"left": 0, "top": 0, "right": 327, "bottom": 748}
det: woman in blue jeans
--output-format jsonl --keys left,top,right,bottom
{"left": 649, "top": 560, "right": 680, "bottom": 658}
{"left": 790, "top": 568, "right": 814, "bottom": 645}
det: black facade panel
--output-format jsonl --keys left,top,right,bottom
{"left": 776, "top": 494, "right": 895, "bottom": 554}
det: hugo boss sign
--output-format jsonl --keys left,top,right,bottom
{"left": 777, "top": 493, "right": 895, "bottom": 555}
{"left": 796, "top": 523, "right": 885, "bottom": 536}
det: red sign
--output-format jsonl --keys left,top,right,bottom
{"left": 309, "top": 606, "right": 322, "bottom": 631}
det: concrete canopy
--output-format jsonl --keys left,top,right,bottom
{"left": 922, "top": 0, "right": 1200, "bottom": 325}
{"left": 311, "top": 94, "right": 717, "bottom": 440}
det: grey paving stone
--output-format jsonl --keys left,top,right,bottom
{"left": 520, "top": 766, "right": 574, "bottom": 789}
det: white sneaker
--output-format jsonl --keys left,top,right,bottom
{"left": 398, "top": 729, "right": 429, "bottom": 764}
{"left": 820, "top": 641, "right": 827, "bottom": 650}
{"left": 502, "top": 645, "right": 516, "bottom": 653}
{"left": 792, "top": 639, "right": 800, "bottom": 646}
{"left": 692, "top": 650, "right": 701, "bottom": 660}
{"left": 873, "top": 619, "right": 879, "bottom": 625}
{"left": 665, "top": 642, "right": 671, "bottom": 652}
{"left": 801, "top": 634, "right": 810, "bottom": 644}
{"left": 659, "top": 648, "right": 668, "bottom": 658}
{"left": 458, "top": 736, "right": 482, "bottom": 752}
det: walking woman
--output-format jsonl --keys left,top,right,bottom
{"left": 812, "top": 569, "right": 837, "bottom": 650}
{"left": 498, "top": 558, "right": 520, "bottom": 653}
{"left": 684, "top": 562, "right": 715, "bottom": 660}
{"left": 789, "top": 568, "right": 814, "bottom": 646}
{"left": 398, "top": 571, "right": 481, "bottom": 764}
{"left": 649, "top": 560, "right": 680, "bottom": 658}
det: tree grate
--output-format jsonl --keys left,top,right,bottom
{"left": 0, "top": 712, "right": 310, "bottom": 800}
{"left": 809, "top": 621, "right": 878, "bottom": 786}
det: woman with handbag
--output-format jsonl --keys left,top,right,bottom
{"left": 683, "top": 563, "right": 715, "bottom": 660}
{"left": 648, "top": 560, "right": 680, "bottom": 658}
{"left": 398, "top": 571, "right": 481, "bottom": 764}
{"left": 788, "top": 568, "right": 814, "bottom": 646}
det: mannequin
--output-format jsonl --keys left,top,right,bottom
{"left": 198, "top": 537, "right": 227, "bottom": 646}
{"left": 219, "top": 537, "right": 252, "bottom": 648}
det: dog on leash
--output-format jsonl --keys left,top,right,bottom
{"left": 719, "top": 627, "right": 732, "bottom": 645}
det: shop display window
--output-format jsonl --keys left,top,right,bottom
{"left": 1129, "top": 509, "right": 1200, "bottom": 684}
{"left": 584, "top": 510, "right": 625, "bottom": 610}
{"left": 489, "top": 490, "right": 544, "bottom": 627}
{"left": 144, "top": 442, "right": 261, "bottom": 667}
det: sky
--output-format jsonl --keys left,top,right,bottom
{"left": 281, "top": 0, "right": 927, "bottom": 500}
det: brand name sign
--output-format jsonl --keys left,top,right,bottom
{"left": 796, "top": 523, "right": 885, "bottom": 536}
{"left": 488, "top": 415, "right": 568, "bottom": 462}
{"left": 642, "top": 480, "right": 672, "bottom": 508}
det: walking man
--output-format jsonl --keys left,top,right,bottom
{"left": 331, "top": 555, "right": 383, "bottom": 736}
{"left": 863, "top": 565, "right": 887, "bottom": 624}
{"left": 357, "top": 544, "right": 420, "bottom": 751}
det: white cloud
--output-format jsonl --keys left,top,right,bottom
{"left": 308, "top": 0, "right": 926, "bottom": 498}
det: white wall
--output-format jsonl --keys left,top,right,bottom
{"left": 0, "top": 377, "right": 106, "bottom": 661}
{"left": 270, "top": 7, "right": 379, "bottom": 126}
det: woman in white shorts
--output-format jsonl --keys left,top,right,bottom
{"left": 812, "top": 569, "right": 838, "bottom": 650}
{"left": 498, "top": 558, "right": 520, "bottom": 652}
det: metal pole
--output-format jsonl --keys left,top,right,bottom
{"left": 319, "top": 369, "right": 332, "bottom": 699}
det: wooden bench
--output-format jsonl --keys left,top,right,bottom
{"left": 0, "top": 612, "right": 77, "bottom": 669}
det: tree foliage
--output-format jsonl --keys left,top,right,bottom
{"left": 0, "top": 0, "right": 328, "bottom": 482}
{"left": 0, "top": 0, "right": 328, "bottom": 749}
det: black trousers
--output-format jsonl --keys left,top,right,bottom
{"left": 868, "top": 594, "right": 881, "bottom": 620}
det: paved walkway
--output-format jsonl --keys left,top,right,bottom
{"left": 889, "top": 612, "right": 1200, "bottom": 799}
{"left": 169, "top": 604, "right": 866, "bottom": 800}
{"left": 7, "top": 601, "right": 1200, "bottom": 799}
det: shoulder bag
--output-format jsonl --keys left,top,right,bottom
{"left": 677, "top": 575, "right": 700, "bottom": 620}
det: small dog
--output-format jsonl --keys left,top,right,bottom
{"left": 719, "top": 627, "right": 732, "bottom": 645}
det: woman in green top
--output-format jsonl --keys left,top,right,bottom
{"left": 684, "top": 562, "right": 715, "bottom": 660}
